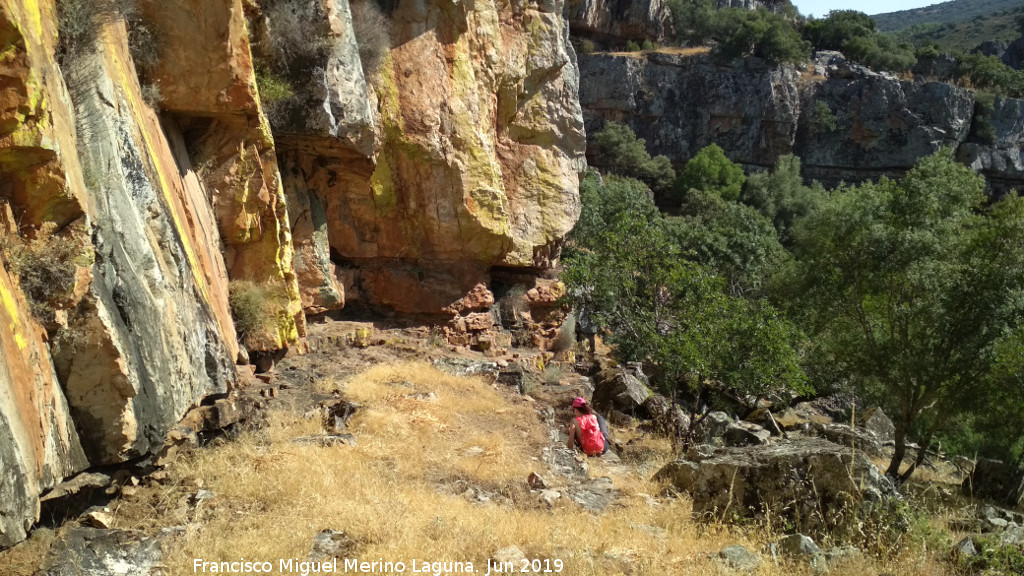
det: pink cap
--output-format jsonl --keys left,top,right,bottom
{"left": 572, "top": 397, "right": 587, "bottom": 409}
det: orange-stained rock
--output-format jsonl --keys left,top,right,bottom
{"left": 138, "top": 0, "right": 260, "bottom": 116}
{"left": 267, "top": 0, "right": 586, "bottom": 314}
{"left": 138, "top": 0, "right": 303, "bottom": 348}
{"left": 444, "top": 283, "right": 495, "bottom": 315}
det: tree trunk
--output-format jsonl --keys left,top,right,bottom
{"left": 886, "top": 424, "right": 907, "bottom": 479}
{"left": 899, "top": 429, "right": 936, "bottom": 483}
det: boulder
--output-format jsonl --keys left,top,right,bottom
{"left": 806, "top": 422, "right": 884, "bottom": 457}
{"left": 722, "top": 423, "right": 771, "bottom": 447}
{"left": 654, "top": 438, "right": 898, "bottom": 534}
{"left": 857, "top": 407, "right": 895, "bottom": 444}
{"left": 779, "top": 534, "right": 819, "bottom": 556}
{"left": 744, "top": 408, "right": 782, "bottom": 436}
{"left": 963, "top": 459, "right": 1024, "bottom": 511}
{"left": 642, "top": 394, "right": 691, "bottom": 437}
{"left": 592, "top": 369, "right": 651, "bottom": 417}
{"left": 40, "top": 527, "right": 164, "bottom": 576}
{"left": 692, "top": 411, "right": 734, "bottom": 442}
{"left": 717, "top": 545, "right": 760, "bottom": 572}
{"left": 309, "top": 529, "right": 357, "bottom": 561}
{"left": 952, "top": 536, "right": 977, "bottom": 559}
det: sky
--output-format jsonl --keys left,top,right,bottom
{"left": 790, "top": 0, "right": 938, "bottom": 18}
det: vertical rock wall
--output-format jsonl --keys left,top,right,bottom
{"left": 0, "top": 0, "right": 275, "bottom": 546}
{"left": 271, "top": 0, "right": 587, "bottom": 315}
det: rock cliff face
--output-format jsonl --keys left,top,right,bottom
{"left": 578, "top": 50, "right": 1022, "bottom": 193}
{"left": 0, "top": 0, "right": 585, "bottom": 549}
{"left": 566, "top": 0, "right": 675, "bottom": 44}
{"left": 271, "top": 0, "right": 586, "bottom": 315}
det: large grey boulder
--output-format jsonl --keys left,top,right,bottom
{"left": 40, "top": 527, "right": 164, "bottom": 576}
{"left": 654, "top": 438, "right": 898, "bottom": 534}
{"left": 592, "top": 368, "right": 652, "bottom": 417}
{"left": 722, "top": 422, "right": 771, "bottom": 447}
{"left": 717, "top": 545, "right": 761, "bottom": 572}
{"left": 856, "top": 407, "right": 895, "bottom": 444}
{"left": 692, "top": 411, "right": 734, "bottom": 442}
{"left": 642, "top": 394, "right": 690, "bottom": 437}
{"left": 964, "top": 459, "right": 1024, "bottom": 511}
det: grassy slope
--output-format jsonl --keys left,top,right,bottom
{"left": 887, "top": 5, "right": 1024, "bottom": 52}
{"left": 872, "top": 0, "right": 1022, "bottom": 31}
{"left": 0, "top": 358, "right": 967, "bottom": 575}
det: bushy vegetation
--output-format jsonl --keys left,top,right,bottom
{"left": 803, "top": 11, "right": 917, "bottom": 72}
{"left": 676, "top": 143, "right": 745, "bottom": 202}
{"left": 566, "top": 159, "right": 808, "bottom": 436}
{"left": 741, "top": 154, "right": 822, "bottom": 244}
{"left": 666, "top": 0, "right": 810, "bottom": 65}
{"left": 0, "top": 223, "right": 94, "bottom": 322}
{"left": 956, "top": 53, "right": 1024, "bottom": 97}
{"left": 229, "top": 280, "right": 291, "bottom": 350}
{"left": 569, "top": 130, "right": 1024, "bottom": 476}
{"left": 588, "top": 123, "right": 676, "bottom": 201}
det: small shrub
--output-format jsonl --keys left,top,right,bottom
{"left": 0, "top": 222, "right": 94, "bottom": 321}
{"left": 542, "top": 364, "right": 564, "bottom": 385}
{"left": 626, "top": 40, "right": 641, "bottom": 52}
{"left": 957, "top": 52, "right": 1024, "bottom": 98}
{"left": 549, "top": 313, "right": 576, "bottom": 353}
{"left": 229, "top": 280, "right": 291, "bottom": 350}
{"left": 140, "top": 83, "right": 163, "bottom": 108}
{"left": 579, "top": 38, "right": 596, "bottom": 54}
{"left": 957, "top": 536, "right": 1024, "bottom": 574}
{"left": 810, "top": 101, "right": 838, "bottom": 134}
{"left": 641, "top": 39, "right": 655, "bottom": 51}
{"left": 349, "top": 0, "right": 392, "bottom": 76}
{"left": 969, "top": 92, "right": 998, "bottom": 145}
{"left": 255, "top": 66, "right": 295, "bottom": 103}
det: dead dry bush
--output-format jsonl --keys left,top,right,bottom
{"left": 350, "top": 0, "right": 392, "bottom": 76}
{"left": 0, "top": 222, "right": 93, "bottom": 321}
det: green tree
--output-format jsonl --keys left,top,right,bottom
{"left": 571, "top": 172, "right": 660, "bottom": 249}
{"left": 803, "top": 10, "right": 916, "bottom": 71}
{"left": 677, "top": 144, "right": 746, "bottom": 202}
{"left": 666, "top": 0, "right": 718, "bottom": 45}
{"left": 741, "top": 154, "right": 823, "bottom": 244}
{"left": 589, "top": 123, "right": 677, "bottom": 199}
{"left": 802, "top": 10, "right": 876, "bottom": 51}
{"left": 664, "top": 190, "right": 788, "bottom": 297}
{"left": 781, "top": 151, "right": 1024, "bottom": 480}
{"left": 565, "top": 211, "right": 807, "bottom": 439}
{"left": 713, "top": 8, "right": 811, "bottom": 65}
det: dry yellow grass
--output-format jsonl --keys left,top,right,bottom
{"left": 0, "top": 362, "right": 959, "bottom": 576}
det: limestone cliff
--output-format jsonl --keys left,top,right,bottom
{"left": 566, "top": 0, "right": 675, "bottom": 44}
{"left": 266, "top": 0, "right": 586, "bottom": 315}
{"left": 0, "top": 0, "right": 586, "bottom": 549}
{"left": 578, "top": 50, "right": 1021, "bottom": 193}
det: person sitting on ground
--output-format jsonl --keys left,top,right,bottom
{"left": 566, "top": 397, "right": 607, "bottom": 456}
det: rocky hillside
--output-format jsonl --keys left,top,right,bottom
{"left": 578, "top": 49, "right": 1024, "bottom": 193}
{"left": 872, "top": 0, "right": 1022, "bottom": 32}
{"left": 0, "top": 0, "right": 584, "bottom": 550}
